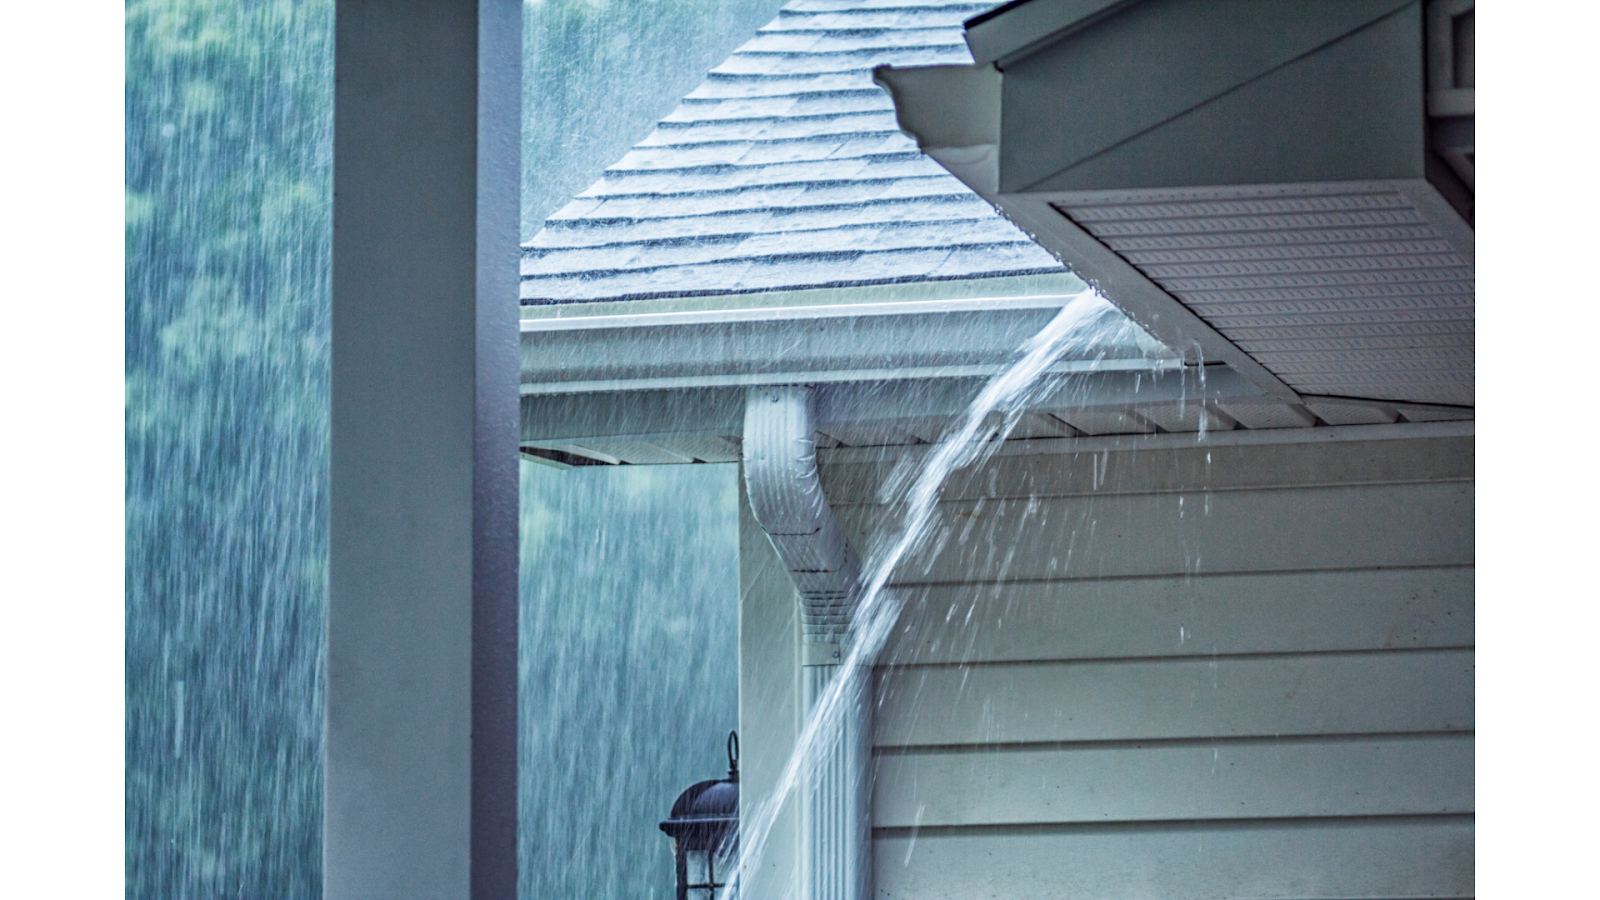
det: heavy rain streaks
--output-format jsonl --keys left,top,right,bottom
{"left": 126, "top": 1, "right": 782, "bottom": 897}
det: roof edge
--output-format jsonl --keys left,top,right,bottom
{"left": 964, "top": 0, "right": 1145, "bottom": 66}
{"left": 519, "top": 272, "right": 1086, "bottom": 321}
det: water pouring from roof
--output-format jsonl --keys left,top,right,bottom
{"left": 728, "top": 287, "right": 1144, "bottom": 895}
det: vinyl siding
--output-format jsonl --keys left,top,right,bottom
{"left": 819, "top": 434, "right": 1473, "bottom": 900}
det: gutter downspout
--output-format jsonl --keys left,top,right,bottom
{"left": 742, "top": 385, "right": 872, "bottom": 900}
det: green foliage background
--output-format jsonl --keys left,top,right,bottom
{"left": 126, "top": 1, "right": 332, "bottom": 895}
{"left": 125, "top": 0, "right": 779, "bottom": 896}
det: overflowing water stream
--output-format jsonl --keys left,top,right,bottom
{"left": 730, "top": 289, "right": 1147, "bottom": 894}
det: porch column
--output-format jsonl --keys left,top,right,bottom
{"left": 327, "top": 1, "right": 521, "bottom": 897}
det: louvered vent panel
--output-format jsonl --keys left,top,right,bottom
{"left": 1055, "top": 187, "right": 1474, "bottom": 406}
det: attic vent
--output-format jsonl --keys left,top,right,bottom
{"left": 1052, "top": 184, "right": 1474, "bottom": 406}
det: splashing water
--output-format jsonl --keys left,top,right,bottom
{"left": 728, "top": 288, "right": 1147, "bottom": 894}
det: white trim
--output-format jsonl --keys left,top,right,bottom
{"left": 519, "top": 357, "right": 1184, "bottom": 396}
{"left": 517, "top": 293, "right": 1087, "bottom": 333}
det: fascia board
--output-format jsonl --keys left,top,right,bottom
{"left": 520, "top": 365, "right": 1262, "bottom": 443}
{"left": 519, "top": 292, "right": 1076, "bottom": 333}
{"left": 964, "top": 0, "right": 1147, "bottom": 67}
{"left": 520, "top": 273, "right": 1086, "bottom": 321}
{"left": 519, "top": 359, "right": 1181, "bottom": 397}
{"left": 814, "top": 365, "right": 1259, "bottom": 424}
{"left": 994, "top": 0, "right": 1419, "bottom": 194}
{"left": 519, "top": 293, "right": 1179, "bottom": 395}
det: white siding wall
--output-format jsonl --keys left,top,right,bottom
{"left": 820, "top": 433, "right": 1473, "bottom": 900}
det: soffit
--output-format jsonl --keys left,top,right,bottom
{"left": 876, "top": 0, "right": 1475, "bottom": 411}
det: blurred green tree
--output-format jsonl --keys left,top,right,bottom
{"left": 126, "top": 0, "right": 778, "bottom": 896}
{"left": 126, "top": 0, "right": 332, "bottom": 895}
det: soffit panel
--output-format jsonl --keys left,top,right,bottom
{"left": 1050, "top": 182, "right": 1473, "bottom": 406}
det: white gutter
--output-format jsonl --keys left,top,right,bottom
{"left": 519, "top": 292, "right": 1179, "bottom": 397}
{"left": 518, "top": 293, "right": 1088, "bottom": 332}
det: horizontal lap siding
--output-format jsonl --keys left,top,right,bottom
{"left": 836, "top": 481, "right": 1474, "bottom": 583}
{"left": 850, "top": 436, "right": 1473, "bottom": 900}
{"left": 875, "top": 733, "right": 1474, "bottom": 826}
{"left": 875, "top": 649, "right": 1474, "bottom": 746}
{"left": 875, "top": 817, "right": 1475, "bottom": 900}
{"left": 880, "top": 567, "right": 1474, "bottom": 665}
{"left": 820, "top": 435, "right": 1474, "bottom": 503}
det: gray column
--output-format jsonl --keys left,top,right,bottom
{"left": 327, "top": 2, "right": 521, "bottom": 898}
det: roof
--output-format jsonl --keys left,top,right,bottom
{"left": 519, "top": 0, "right": 1066, "bottom": 306}
{"left": 515, "top": 0, "right": 1472, "bottom": 465}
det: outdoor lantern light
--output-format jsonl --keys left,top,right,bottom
{"left": 660, "top": 731, "right": 739, "bottom": 900}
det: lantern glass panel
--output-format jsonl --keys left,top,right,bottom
{"left": 685, "top": 850, "right": 712, "bottom": 891}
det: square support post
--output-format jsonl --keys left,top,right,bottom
{"left": 327, "top": 1, "right": 521, "bottom": 898}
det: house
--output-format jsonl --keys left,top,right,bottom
{"left": 326, "top": 0, "right": 1472, "bottom": 897}
{"left": 520, "top": 1, "right": 1474, "bottom": 899}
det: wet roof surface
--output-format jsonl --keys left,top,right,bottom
{"left": 520, "top": 0, "right": 1064, "bottom": 305}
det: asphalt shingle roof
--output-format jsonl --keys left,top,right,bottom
{"left": 520, "top": 0, "right": 1065, "bottom": 305}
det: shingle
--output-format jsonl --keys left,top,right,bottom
{"left": 588, "top": 172, "right": 953, "bottom": 208}
{"left": 823, "top": 132, "right": 919, "bottom": 157}
{"left": 925, "top": 243, "right": 1064, "bottom": 279}
{"left": 667, "top": 92, "right": 900, "bottom": 126}
{"left": 862, "top": 219, "right": 1029, "bottom": 249}
{"left": 533, "top": 211, "right": 778, "bottom": 247}
{"left": 582, "top": 178, "right": 964, "bottom": 221}
{"left": 584, "top": 186, "right": 813, "bottom": 220}
{"left": 839, "top": 248, "right": 955, "bottom": 282}
{"left": 522, "top": 237, "right": 746, "bottom": 276}
{"left": 685, "top": 72, "right": 872, "bottom": 100}
{"left": 784, "top": 0, "right": 989, "bottom": 12}
{"left": 733, "top": 227, "right": 885, "bottom": 257}
{"left": 741, "top": 28, "right": 962, "bottom": 53}
{"left": 734, "top": 254, "right": 873, "bottom": 292}
{"left": 661, "top": 96, "right": 804, "bottom": 122}
{"left": 763, "top": 9, "right": 978, "bottom": 30}
{"left": 542, "top": 197, "right": 605, "bottom": 221}
{"left": 579, "top": 158, "right": 891, "bottom": 195}
{"left": 521, "top": 246, "right": 645, "bottom": 276}
{"left": 735, "top": 136, "right": 853, "bottom": 165}
{"left": 639, "top": 112, "right": 900, "bottom": 144}
{"left": 522, "top": 0, "right": 1069, "bottom": 306}
{"left": 610, "top": 143, "right": 756, "bottom": 170}
{"left": 711, "top": 46, "right": 969, "bottom": 76}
